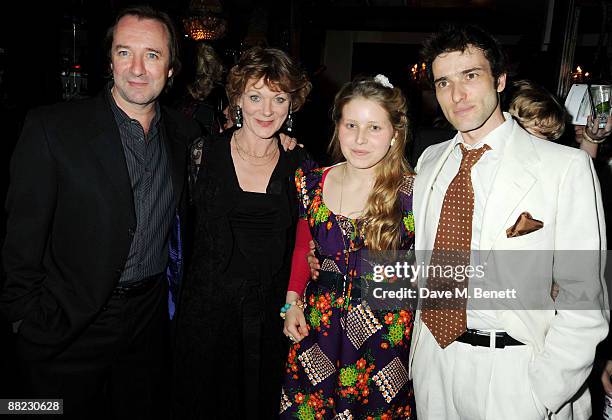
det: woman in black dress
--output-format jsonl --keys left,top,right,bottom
{"left": 172, "top": 47, "right": 314, "bottom": 419}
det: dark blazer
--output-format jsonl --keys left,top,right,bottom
{"left": 0, "top": 91, "right": 200, "bottom": 360}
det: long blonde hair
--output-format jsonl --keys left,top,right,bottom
{"left": 329, "top": 77, "right": 413, "bottom": 251}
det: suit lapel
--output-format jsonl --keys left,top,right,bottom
{"left": 480, "top": 125, "right": 539, "bottom": 257}
{"left": 411, "top": 141, "right": 456, "bottom": 375}
{"left": 416, "top": 140, "right": 456, "bottom": 251}
{"left": 87, "top": 93, "right": 135, "bottom": 218}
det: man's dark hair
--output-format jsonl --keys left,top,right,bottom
{"left": 105, "top": 5, "right": 181, "bottom": 86}
{"left": 421, "top": 25, "right": 507, "bottom": 87}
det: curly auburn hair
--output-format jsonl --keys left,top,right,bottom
{"left": 329, "top": 77, "right": 414, "bottom": 251}
{"left": 226, "top": 47, "right": 311, "bottom": 116}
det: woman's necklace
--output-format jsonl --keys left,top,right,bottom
{"left": 233, "top": 131, "right": 277, "bottom": 158}
{"left": 232, "top": 131, "right": 278, "bottom": 166}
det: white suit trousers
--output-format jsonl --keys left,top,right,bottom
{"left": 412, "top": 324, "right": 548, "bottom": 420}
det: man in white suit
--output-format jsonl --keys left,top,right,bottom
{"left": 410, "top": 25, "right": 608, "bottom": 419}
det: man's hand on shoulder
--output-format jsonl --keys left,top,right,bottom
{"left": 307, "top": 240, "right": 320, "bottom": 280}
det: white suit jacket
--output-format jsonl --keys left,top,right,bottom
{"left": 409, "top": 119, "right": 609, "bottom": 419}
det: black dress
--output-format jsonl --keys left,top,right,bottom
{"left": 172, "top": 130, "right": 315, "bottom": 419}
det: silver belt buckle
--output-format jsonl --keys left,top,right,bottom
{"left": 474, "top": 329, "right": 500, "bottom": 349}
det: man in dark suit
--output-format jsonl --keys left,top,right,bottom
{"left": 0, "top": 6, "right": 199, "bottom": 419}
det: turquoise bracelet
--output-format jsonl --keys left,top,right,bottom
{"left": 280, "top": 300, "right": 304, "bottom": 320}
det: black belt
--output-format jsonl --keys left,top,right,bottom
{"left": 112, "top": 273, "right": 163, "bottom": 298}
{"left": 456, "top": 329, "right": 524, "bottom": 349}
{"left": 315, "top": 270, "right": 363, "bottom": 299}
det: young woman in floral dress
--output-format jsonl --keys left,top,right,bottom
{"left": 280, "top": 75, "right": 416, "bottom": 419}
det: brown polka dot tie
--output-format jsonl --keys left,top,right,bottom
{"left": 422, "top": 144, "right": 490, "bottom": 348}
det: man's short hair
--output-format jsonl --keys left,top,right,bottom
{"left": 105, "top": 5, "right": 181, "bottom": 86}
{"left": 421, "top": 24, "right": 507, "bottom": 87}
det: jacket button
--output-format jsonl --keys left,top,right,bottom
{"left": 128, "top": 228, "right": 135, "bottom": 237}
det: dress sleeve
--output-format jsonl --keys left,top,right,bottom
{"left": 294, "top": 165, "right": 311, "bottom": 220}
{"left": 2, "top": 108, "right": 57, "bottom": 324}
{"left": 399, "top": 174, "right": 416, "bottom": 242}
{"left": 287, "top": 219, "right": 312, "bottom": 295}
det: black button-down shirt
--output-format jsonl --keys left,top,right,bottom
{"left": 107, "top": 86, "right": 175, "bottom": 283}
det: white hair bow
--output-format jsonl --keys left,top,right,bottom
{"left": 374, "top": 74, "right": 393, "bottom": 88}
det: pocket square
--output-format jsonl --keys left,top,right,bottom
{"left": 506, "top": 212, "right": 544, "bottom": 238}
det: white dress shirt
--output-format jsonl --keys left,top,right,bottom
{"left": 425, "top": 113, "right": 515, "bottom": 330}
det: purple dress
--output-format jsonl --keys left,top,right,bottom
{"left": 280, "top": 166, "right": 416, "bottom": 420}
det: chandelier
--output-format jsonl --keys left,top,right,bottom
{"left": 183, "top": 0, "right": 227, "bottom": 41}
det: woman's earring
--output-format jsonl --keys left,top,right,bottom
{"left": 390, "top": 137, "right": 396, "bottom": 147}
{"left": 234, "top": 106, "right": 243, "bottom": 128}
{"left": 285, "top": 104, "right": 294, "bottom": 133}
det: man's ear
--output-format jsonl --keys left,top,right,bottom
{"left": 496, "top": 73, "right": 507, "bottom": 93}
{"left": 168, "top": 68, "right": 174, "bottom": 79}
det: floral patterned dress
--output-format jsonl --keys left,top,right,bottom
{"left": 280, "top": 166, "right": 416, "bottom": 420}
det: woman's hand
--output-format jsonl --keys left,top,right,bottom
{"left": 602, "top": 360, "right": 612, "bottom": 395}
{"left": 280, "top": 134, "right": 301, "bottom": 151}
{"left": 575, "top": 115, "right": 612, "bottom": 159}
{"left": 283, "top": 305, "right": 309, "bottom": 343}
{"left": 585, "top": 114, "right": 612, "bottom": 140}
{"left": 550, "top": 281, "right": 559, "bottom": 301}
{"left": 283, "top": 291, "right": 309, "bottom": 343}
